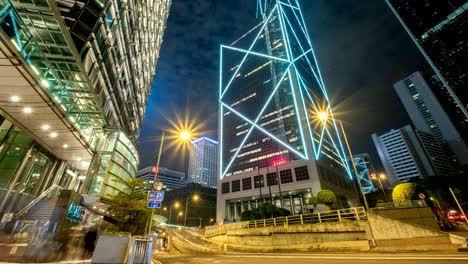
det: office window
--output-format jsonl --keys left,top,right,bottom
{"left": 232, "top": 180, "right": 241, "bottom": 192}
{"left": 280, "top": 169, "right": 293, "bottom": 184}
{"left": 242, "top": 177, "right": 252, "bottom": 190}
{"left": 222, "top": 182, "right": 230, "bottom": 194}
{"left": 295, "top": 166, "right": 309, "bottom": 181}
{"left": 266, "top": 172, "right": 278, "bottom": 186}
{"left": 254, "top": 175, "right": 264, "bottom": 188}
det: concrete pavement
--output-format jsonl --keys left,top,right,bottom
{"left": 156, "top": 252, "right": 468, "bottom": 264}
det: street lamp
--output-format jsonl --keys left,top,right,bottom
{"left": 168, "top": 201, "right": 180, "bottom": 225}
{"left": 371, "top": 173, "right": 388, "bottom": 202}
{"left": 429, "top": 197, "right": 442, "bottom": 210}
{"left": 147, "top": 129, "right": 193, "bottom": 234}
{"left": 184, "top": 194, "right": 200, "bottom": 227}
{"left": 177, "top": 211, "right": 183, "bottom": 225}
{"left": 316, "top": 111, "right": 370, "bottom": 211}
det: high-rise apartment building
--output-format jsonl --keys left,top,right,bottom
{"left": 372, "top": 125, "right": 453, "bottom": 184}
{"left": 393, "top": 72, "right": 468, "bottom": 170}
{"left": 352, "top": 154, "right": 376, "bottom": 194}
{"left": 137, "top": 166, "right": 185, "bottom": 192}
{"left": 187, "top": 137, "right": 218, "bottom": 189}
{"left": 217, "top": 0, "right": 358, "bottom": 221}
{"left": 386, "top": 0, "right": 468, "bottom": 119}
{"left": 0, "top": 0, "right": 170, "bottom": 225}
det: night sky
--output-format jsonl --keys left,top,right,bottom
{"left": 137, "top": 0, "right": 432, "bottom": 173}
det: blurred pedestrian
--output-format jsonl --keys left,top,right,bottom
{"left": 83, "top": 227, "right": 98, "bottom": 258}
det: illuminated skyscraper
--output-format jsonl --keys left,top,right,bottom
{"left": 188, "top": 137, "right": 218, "bottom": 189}
{"left": 0, "top": 0, "right": 170, "bottom": 226}
{"left": 386, "top": 0, "right": 468, "bottom": 120}
{"left": 217, "top": 0, "right": 358, "bottom": 221}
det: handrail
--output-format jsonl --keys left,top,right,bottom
{"left": 205, "top": 207, "right": 366, "bottom": 237}
{"left": 14, "top": 184, "right": 63, "bottom": 218}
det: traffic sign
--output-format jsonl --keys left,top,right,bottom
{"left": 148, "top": 191, "right": 165, "bottom": 202}
{"left": 152, "top": 180, "right": 163, "bottom": 191}
{"left": 148, "top": 201, "right": 161, "bottom": 208}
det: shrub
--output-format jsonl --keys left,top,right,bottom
{"left": 392, "top": 183, "right": 416, "bottom": 203}
{"left": 309, "top": 196, "right": 319, "bottom": 205}
{"left": 317, "top": 190, "right": 336, "bottom": 205}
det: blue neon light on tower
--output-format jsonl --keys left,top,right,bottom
{"left": 219, "top": 0, "right": 352, "bottom": 181}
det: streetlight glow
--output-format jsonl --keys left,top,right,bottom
{"left": 193, "top": 194, "right": 200, "bottom": 202}
{"left": 174, "top": 202, "right": 180, "bottom": 208}
{"left": 318, "top": 111, "right": 328, "bottom": 122}
{"left": 180, "top": 130, "right": 191, "bottom": 141}
{"left": 379, "top": 173, "right": 386, "bottom": 179}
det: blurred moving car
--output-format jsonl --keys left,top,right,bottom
{"left": 447, "top": 210, "right": 466, "bottom": 223}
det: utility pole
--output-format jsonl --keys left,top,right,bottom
{"left": 449, "top": 187, "right": 468, "bottom": 224}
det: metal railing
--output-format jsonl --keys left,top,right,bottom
{"left": 14, "top": 184, "right": 63, "bottom": 218}
{"left": 127, "top": 236, "right": 152, "bottom": 264}
{"left": 205, "top": 207, "right": 366, "bottom": 237}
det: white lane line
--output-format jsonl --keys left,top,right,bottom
{"left": 222, "top": 255, "right": 468, "bottom": 260}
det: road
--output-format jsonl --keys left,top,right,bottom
{"left": 156, "top": 253, "right": 468, "bottom": 264}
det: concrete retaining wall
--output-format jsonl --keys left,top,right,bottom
{"left": 370, "top": 206, "right": 439, "bottom": 230}
{"left": 367, "top": 212, "right": 444, "bottom": 240}
{"left": 207, "top": 221, "right": 370, "bottom": 251}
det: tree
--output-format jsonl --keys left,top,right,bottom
{"left": 317, "top": 190, "right": 336, "bottom": 206}
{"left": 107, "top": 178, "right": 151, "bottom": 235}
{"left": 309, "top": 196, "right": 318, "bottom": 206}
{"left": 392, "top": 183, "right": 416, "bottom": 203}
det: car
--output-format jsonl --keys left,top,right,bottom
{"left": 446, "top": 210, "right": 467, "bottom": 223}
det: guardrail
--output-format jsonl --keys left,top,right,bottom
{"left": 205, "top": 207, "right": 366, "bottom": 237}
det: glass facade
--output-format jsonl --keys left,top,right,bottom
{"left": 84, "top": 130, "right": 139, "bottom": 200}
{"left": 0, "top": 0, "right": 171, "bottom": 202}
{"left": 219, "top": 0, "right": 351, "bottom": 180}
{"left": 386, "top": 0, "right": 468, "bottom": 119}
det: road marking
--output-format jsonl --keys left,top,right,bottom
{"left": 223, "top": 254, "right": 468, "bottom": 260}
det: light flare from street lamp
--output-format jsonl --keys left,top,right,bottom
{"left": 193, "top": 194, "right": 200, "bottom": 202}
{"left": 180, "top": 131, "right": 191, "bottom": 141}
{"left": 318, "top": 112, "right": 328, "bottom": 122}
{"left": 379, "top": 173, "right": 386, "bottom": 179}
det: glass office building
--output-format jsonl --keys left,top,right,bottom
{"left": 188, "top": 137, "right": 218, "bottom": 189}
{"left": 0, "top": 0, "right": 170, "bottom": 221}
{"left": 217, "top": 0, "right": 358, "bottom": 221}
{"left": 386, "top": 0, "right": 468, "bottom": 121}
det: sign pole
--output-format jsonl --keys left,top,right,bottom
{"left": 148, "top": 131, "right": 166, "bottom": 238}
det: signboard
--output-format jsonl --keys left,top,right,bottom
{"left": 66, "top": 202, "right": 84, "bottom": 223}
{"left": 148, "top": 191, "right": 165, "bottom": 202}
{"left": 418, "top": 193, "right": 426, "bottom": 200}
{"left": 148, "top": 201, "right": 161, "bottom": 209}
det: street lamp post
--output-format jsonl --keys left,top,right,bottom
{"left": 372, "top": 173, "right": 389, "bottom": 202}
{"left": 168, "top": 202, "right": 180, "bottom": 225}
{"left": 184, "top": 194, "right": 200, "bottom": 227}
{"left": 338, "top": 121, "right": 370, "bottom": 211}
{"left": 147, "top": 130, "right": 192, "bottom": 235}
{"left": 316, "top": 112, "right": 369, "bottom": 211}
